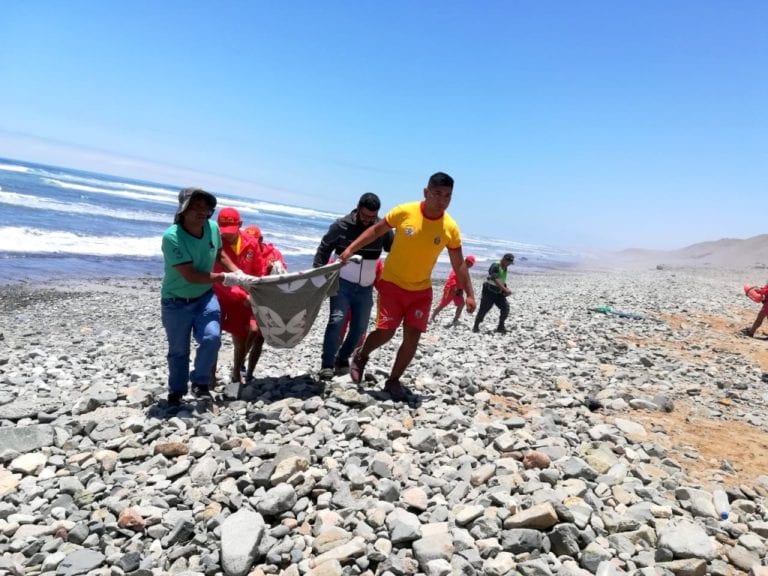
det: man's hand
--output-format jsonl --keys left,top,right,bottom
{"left": 222, "top": 271, "right": 248, "bottom": 287}
{"left": 503, "top": 287, "right": 512, "bottom": 296}
{"left": 465, "top": 296, "right": 476, "bottom": 314}
{"left": 269, "top": 260, "right": 287, "bottom": 275}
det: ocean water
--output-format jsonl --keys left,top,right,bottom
{"left": 0, "top": 157, "right": 580, "bottom": 284}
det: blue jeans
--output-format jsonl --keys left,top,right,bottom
{"left": 321, "top": 279, "right": 374, "bottom": 369}
{"left": 161, "top": 290, "right": 221, "bottom": 394}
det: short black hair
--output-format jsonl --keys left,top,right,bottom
{"left": 357, "top": 192, "right": 381, "bottom": 211}
{"left": 428, "top": 172, "right": 454, "bottom": 188}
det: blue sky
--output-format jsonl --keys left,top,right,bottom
{"left": 1, "top": 1, "right": 765, "bottom": 251}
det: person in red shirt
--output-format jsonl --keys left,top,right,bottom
{"left": 241, "top": 224, "right": 288, "bottom": 377}
{"left": 213, "top": 208, "right": 265, "bottom": 383}
{"left": 243, "top": 225, "right": 287, "bottom": 275}
{"left": 744, "top": 283, "right": 768, "bottom": 337}
{"left": 430, "top": 255, "right": 476, "bottom": 327}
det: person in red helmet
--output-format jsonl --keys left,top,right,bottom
{"left": 240, "top": 223, "right": 288, "bottom": 378}
{"left": 213, "top": 208, "right": 264, "bottom": 384}
{"left": 243, "top": 225, "right": 287, "bottom": 275}
{"left": 430, "top": 254, "right": 476, "bottom": 327}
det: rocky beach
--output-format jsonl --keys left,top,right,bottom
{"left": 2, "top": 266, "right": 768, "bottom": 576}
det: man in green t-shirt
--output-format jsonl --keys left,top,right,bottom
{"left": 472, "top": 253, "right": 514, "bottom": 334}
{"left": 161, "top": 187, "right": 239, "bottom": 407}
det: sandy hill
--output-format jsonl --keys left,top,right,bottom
{"left": 611, "top": 234, "right": 768, "bottom": 270}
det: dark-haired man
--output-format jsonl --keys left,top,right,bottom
{"left": 314, "top": 193, "right": 393, "bottom": 380}
{"left": 472, "top": 253, "right": 514, "bottom": 334}
{"left": 339, "top": 173, "right": 476, "bottom": 401}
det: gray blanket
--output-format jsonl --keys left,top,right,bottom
{"left": 227, "top": 261, "right": 343, "bottom": 348}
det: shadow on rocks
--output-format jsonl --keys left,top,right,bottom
{"left": 352, "top": 382, "right": 427, "bottom": 408}
{"left": 146, "top": 398, "right": 219, "bottom": 420}
{"left": 237, "top": 373, "right": 324, "bottom": 403}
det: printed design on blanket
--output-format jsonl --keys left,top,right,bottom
{"left": 227, "top": 261, "right": 343, "bottom": 348}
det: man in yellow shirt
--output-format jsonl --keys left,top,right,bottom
{"left": 339, "top": 172, "right": 476, "bottom": 401}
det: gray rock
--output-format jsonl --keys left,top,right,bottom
{"left": 386, "top": 508, "right": 422, "bottom": 544}
{"left": 56, "top": 549, "right": 105, "bottom": 576}
{"left": 221, "top": 510, "right": 265, "bottom": 576}
{"left": 412, "top": 533, "right": 454, "bottom": 568}
{"left": 0, "top": 424, "right": 54, "bottom": 453}
{"left": 0, "top": 399, "right": 57, "bottom": 420}
{"left": 500, "top": 529, "right": 546, "bottom": 554}
{"left": 656, "top": 521, "right": 716, "bottom": 560}
{"left": 257, "top": 483, "right": 297, "bottom": 516}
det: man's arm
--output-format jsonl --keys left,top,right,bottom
{"left": 175, "top": 248, "right": 239, "bottom": 285}
{"left": 218, "top": 248, "right": 241, "bottom": 273}
{"left": 339, "top": 220, "right": 391, "bottom": 263}
{"left": 313, "top": 222, "right": 341, "bottom": 268}
{"left": 495, "top": 277, "right": 510, "bottom": 295}
{"left": 382, "top": 229, "right": 394, "bottom": 252}
{"left": 448, "top": 248, "right": 476, "bottom": 313}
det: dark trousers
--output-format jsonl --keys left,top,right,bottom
{"left": 321, "top": 279, "right": 374, "bottom": 369}
{"left": 473, "top": 284, "right": 509, "bottom": 330}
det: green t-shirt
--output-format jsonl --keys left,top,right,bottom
{"left": 161, "top": 221, "right": 222, "bottom": 299}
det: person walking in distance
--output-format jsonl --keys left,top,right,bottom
{"left": 430, "top": 254, "right": 476, "bottom": 327}
{"left": 473, "top": 253, "right": 514, "bottom": 334}
{"left": 339, "top": 172, "right": 476, "bottom": 401}
{"left": 314, "top": 193, "right": 393, "bottom": 380}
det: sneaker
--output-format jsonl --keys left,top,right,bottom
{"left": 334, "top": 358, "right": 350, "bottom": 376}
{"left": 349, "top": 348, "right": 368, "bottom": 384}
{"left": 167, "top": 392, "right": 184, "bottom": 406}
{"left": 495, "top": 326, "right": 507, "bottom": 334}
{"left": 384, "top": 379, "right": 411, "bottom": 402}
{"left": 191, "top": 384, "right": 213, "bottom": 399}
{"left": 318, "top": 368, "right": 334, "bottom": 381}
{"left": 472, "top": 326, "right": 480, "bottom": 333}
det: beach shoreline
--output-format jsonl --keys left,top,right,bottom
{"left": 2, "top": 266, "right": 768, "bottom": 575}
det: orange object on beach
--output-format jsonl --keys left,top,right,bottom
{"left": 744, "top": 284, "right": 764, "bottom": 303}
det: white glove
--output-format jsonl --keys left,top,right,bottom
{"left": 269, "top": 260, "right": 287, "bottom": 275}
{"left": 222, "top": 271, "right": 248, "bottom": 287}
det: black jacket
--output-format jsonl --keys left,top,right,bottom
{"left": 313, "top": 210, "right": 393, "bottom": 286}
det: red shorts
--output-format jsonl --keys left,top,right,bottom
{"left": 439, "top": 284, "right": 464, "bottom": 308}
{"left": 218, "top": 294, "right": 256, "bottom": 339}
{"left": 376, "top": 280, "right": 433, "bottom": 332}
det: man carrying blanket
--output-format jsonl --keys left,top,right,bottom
{"left": 313, "top": 193, "right": 393, "bottom": 380}
{"left": 338, "top": 172, "right": 476, "bottom": 402}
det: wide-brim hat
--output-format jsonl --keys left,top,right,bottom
{"left": 174, "top": 187, "right": 217, "bottom": 223}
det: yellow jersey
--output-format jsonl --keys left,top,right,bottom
{"left": 381, "top": 201, "right": 461, "bottom": 291}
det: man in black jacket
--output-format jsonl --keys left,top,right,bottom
{"left": 313, "top": 193, "right": 394, "bottom": 379}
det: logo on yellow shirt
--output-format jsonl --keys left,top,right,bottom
{"left": 405, "top": 227, "right": 415, "bottom": 236}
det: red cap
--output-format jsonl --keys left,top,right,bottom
{"left": 465, "top": 255, "right": 476, "bottom": 266}
{"left": 243, "top": 224, "right": 262, "bottom": 239}
{"left": 217, "top": 207, "right": 242, "bottom": 235}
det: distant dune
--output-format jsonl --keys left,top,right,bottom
{"left": 609, "top": 234, "right": 768, "bottom": 270}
